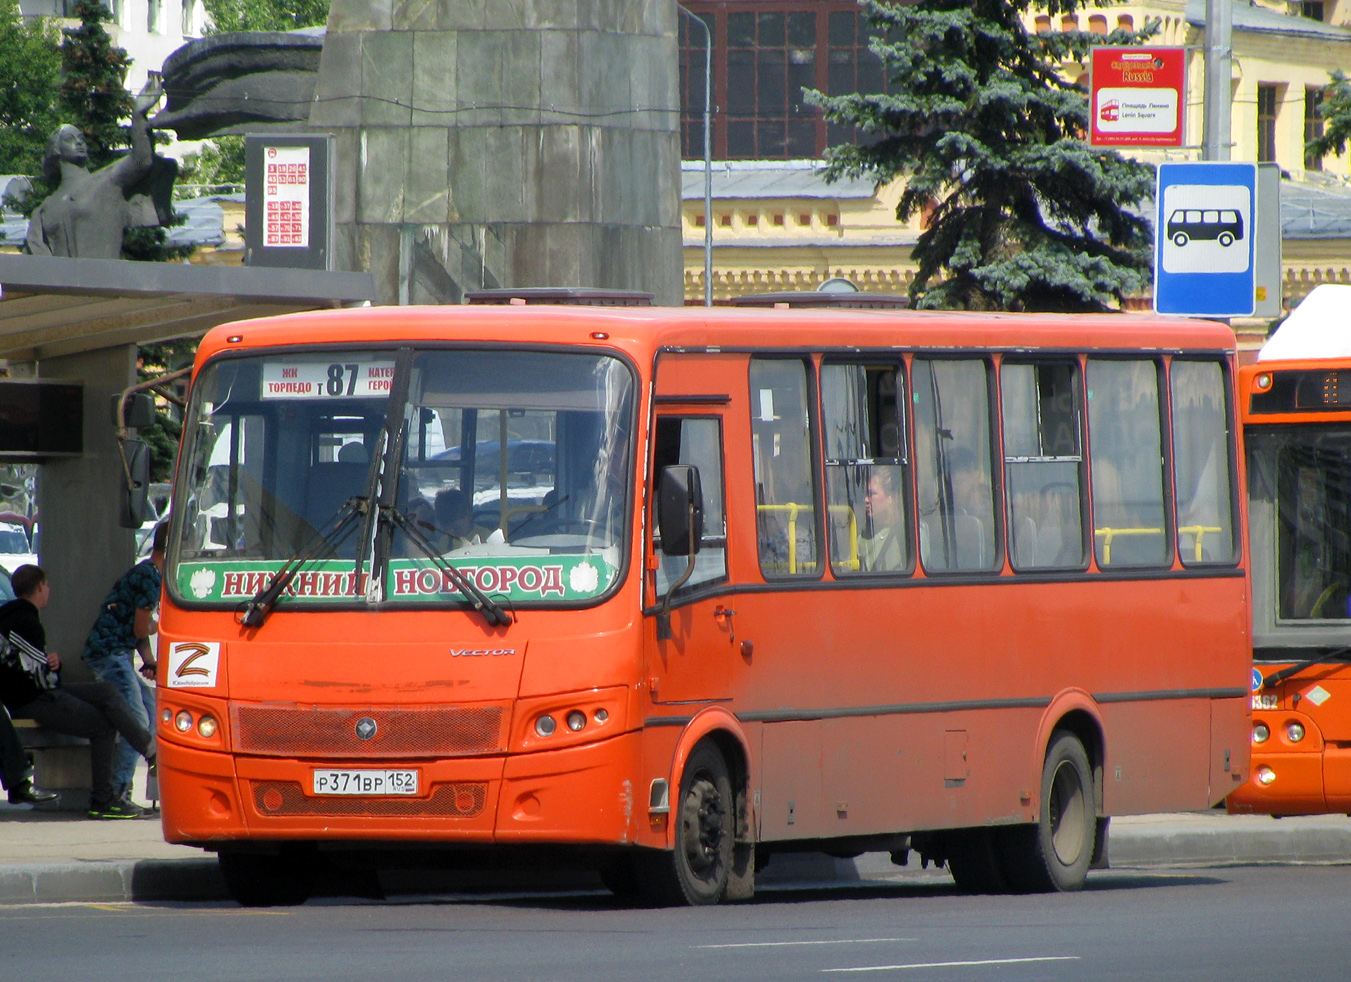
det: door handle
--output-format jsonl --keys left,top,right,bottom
{"left": 713, "top": 606, "right": 736, "bottom": 642}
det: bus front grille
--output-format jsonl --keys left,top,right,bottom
{"left": 250, "top": 781, "right": 487, "bottom": 817}
{"left": 231, "top": 705, "right": 505, "bottom": 757}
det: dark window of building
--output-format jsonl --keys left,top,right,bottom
{"left": 1306, "top": 86, "right": 1325, "bottom": 171}
{"left": 1301, "top": 2, "right": 1326, "bottom": 21}
{"left": 680, "top": 2, "right": 889, "bottom": 160}
{"left": 1257, "top": 84, "right": 1279, "bottom": 163}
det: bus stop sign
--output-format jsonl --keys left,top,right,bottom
{"left": 1154, "top": 162, "right": 1257, "bottom": 317}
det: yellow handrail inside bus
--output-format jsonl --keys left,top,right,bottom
{"left": 1094, "top": 525, "right": 1221, "bottom": 564}
{"left": 756, "top": 503, "right": 858, "bottom": 573}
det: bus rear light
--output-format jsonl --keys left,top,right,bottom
{"left": 1256, "top": 766, "right": 1276, "bottom": 786}
{"left": 1287, "top": 722, "right": 1305, "bottom": 743}
{"left": 175, "top": 710, "right": 194, "bottom": 733}
{"left": 197, "top": 715, "right": 219, "bottom": 738}
{"left": 1253, "top": 723, "right": 1270, "bottom": 744}
{"left": 535, "top": 715, "right": 557, "bottom": 737}
{"left": 566, "top": 710, "right": 587, "bottom": 732}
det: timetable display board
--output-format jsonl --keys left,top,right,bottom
{"left": 244, "top": 134, "right": 333, "bottom": 270}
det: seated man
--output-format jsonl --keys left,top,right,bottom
{"left": 0, "top": 566, "right": 155, "bottom": 819}
{"left": 434, "top": 488, "right": 492, "bottom": 550}
{"left": 0, "top": 703, "right": 57, "bottom": 805}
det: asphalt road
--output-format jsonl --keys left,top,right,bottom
{"left": 0, "top": 863, "right": 1346, "bottom": 982}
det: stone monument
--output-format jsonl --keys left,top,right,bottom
{"left": 307, "top": 0, "right": 683, "bottom": 304}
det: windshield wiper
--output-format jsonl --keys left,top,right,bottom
{"left": 382, "top": 504, "right": 513, "bottom": 628}
{"left": 238, "top": 497, "right": 367, "bottom": 628}
{"left": 1260, "top": 646, "right": 1351, "bottom": 689}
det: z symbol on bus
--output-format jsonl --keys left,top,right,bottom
{"left": 175, "top": 644, "right": 214, "bottom": 678}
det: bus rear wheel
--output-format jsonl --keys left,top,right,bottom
{"left": 638, "top": 741, "right": 734, "bottom": 906}
{"left": 1000, "top": 731, "right": 1095, "bottom": 893}
{"left": 219, "top": 847, "right": 316, "bottom": 907}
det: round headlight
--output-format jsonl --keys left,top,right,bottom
{"left": 197, "top": 715, "right": 218, "bottom": 738}
{"left": 535, "top": 715, "right": 556, "bottom": 737}
{"left": 174, "top": 710, "right": 193, "bottom": 733}
{"left": 1257, "top": 765, "right": 1276, "bottom": 786}
{"left": 566, "top": 710, "right": 587, "bottom": 732}
{"left": 160, "top": 708, "right": 173, "bottom": 725}
{"left": 1253, "top": 723, "right": 1270, "bottom": 744}
{"left": 1287, "top": 722, "right": 1306, "bottom": 743}
{"left": 594, "top": 708, "right": 609, "bottom": 724}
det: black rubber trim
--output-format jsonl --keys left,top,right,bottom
{"left": 654, "top": 394, "right": 731, "bottom": 405}
{"left": 644, "top": 687, "right": 1245, "bottom": 727}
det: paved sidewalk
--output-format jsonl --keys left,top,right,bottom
{"left": 0, "top": 804, "right": 1347, "bottom": 905}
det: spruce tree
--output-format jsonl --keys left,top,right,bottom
{"left": 58, "top": 0, "right": 133, "bottom": 169}
{"left": 807, "top": 1, "right": 1156, "bottom": 312}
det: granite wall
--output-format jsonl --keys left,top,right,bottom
{"left": 308, "top": 0, "right": 683, "bottom": 304}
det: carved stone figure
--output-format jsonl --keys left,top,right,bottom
{"left": 25, "top": 79, "right": 177, "bottom": 260}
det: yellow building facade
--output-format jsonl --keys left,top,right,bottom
{"left": 681, "top": 0, "right": 1351, "bottom": 332}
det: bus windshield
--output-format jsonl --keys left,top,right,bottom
{"left": 171, "top": 347, "right": 635, "bottom": 608}
{"left": 1249, "top": 425, "right": 1351, "bottom": 623}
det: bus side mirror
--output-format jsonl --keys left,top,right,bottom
{"left": 658, "top": 464, "right": 703, "bottom": 556}
{"left": 119, "top": 439, "right": 151, "bottom": 528}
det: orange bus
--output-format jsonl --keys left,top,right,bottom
{"left": 1229, "top": 285, "right": 1351, "bottom": 816}
{"left": 155, "top": 304, "right": 1251, "bottom": 905}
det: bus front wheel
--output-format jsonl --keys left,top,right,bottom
{"left": 219, "top": 847, "right": 316, "bottom": 907}
{"left": 639, "top": 741, "right": 734, "bottom": 906}
{"left": 1172, "top": 232, "right": 1188, "bottom": 247}
{"left": 1000, "top": 731, "right": 1095, "bottom": 893}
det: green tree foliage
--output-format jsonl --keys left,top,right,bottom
{"left": 1307, "top": 69, "right": 1351, "bottom": 163}
{"left": 807, "top": 1, "right": 1156, "bottom": 312}
{"left": 138, "top": 339, "right": 198, "bottom": 481}
{"left": 0, "top": 0, "right": 61, "bottom": 178}
{"left": 178, "top": 135, "right": 247, "bottom": 190}
{"left": 59, "top": 0, "right": 133, "bottom": 168}
{"left": 203, "top": 0, "right": 329, "bottom": 34}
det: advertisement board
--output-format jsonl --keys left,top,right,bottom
{"left": 1090, "top": 47, "right": 1186, "bottom": 148}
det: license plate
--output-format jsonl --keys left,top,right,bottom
{"left": 312, "top": 769, "right": 419, "bottom": 796}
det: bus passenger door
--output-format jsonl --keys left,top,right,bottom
{"left": 648, "top": 409, "right": 732, "bottom": 704}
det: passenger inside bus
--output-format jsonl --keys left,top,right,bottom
{"left": 434, "top": 488, "right": 493, "bottom": 550}
{"left": 861, "top": 467, "right": 905, "bottom": 572}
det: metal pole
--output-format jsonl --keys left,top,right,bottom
{"left": 1202, "top": 0, "right": 1232, "bottom": 161}
{"left": 679, "top": 5, "right": 714, "bottom": 306}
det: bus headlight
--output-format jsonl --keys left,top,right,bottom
{"left": 1253, "top": 723, "right": 1270, "bottom": 744}
{"left": 566, "top": 710, "right": 587, "bottom": 732}
{"left": 1287, "top": 722, "right": 1306, "bottom": 743}
{"left": 197, "top": 715, "right": 218, "bottom": 738}
{"left": 175, "top": 710, "right": 193, "bottom": 733}
{"left": 535, "top": 715, "right": 557, "bottom": 737}
{"left": 1257, "top": 766, "right": 1276, "bottom": 786}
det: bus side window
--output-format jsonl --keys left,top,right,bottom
{"left": 1001, "top": 361, "right": 1087, "bottom": 570}
{"left": 1087, "top": 358, "right": 1168, "bottom": 567}
{"left": 750, "top": 358, "right": 819, "bottom": 578}
{"left": 913, "top": 357, "right": 999, "bottom": 573}
{"left": 1170, "top": 360, "right": 1237, "bottom": 565}
{"left": 821, "top": 362, "right": 911, "bottom": 575}
{"left": 652, "top": 417, "right": 727, "bottom": 594}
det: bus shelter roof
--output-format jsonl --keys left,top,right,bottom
{"left": 0, "top": 254, "right": 375, "bottom": 363}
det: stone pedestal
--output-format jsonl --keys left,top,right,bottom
{"left": 310, "top": 0, "right": 683, "bottom": 305}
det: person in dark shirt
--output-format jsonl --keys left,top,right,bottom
{"left": 82, "top": 523, "right": 165, "bottom": 803}
{"left": 0, "top": 565, "right": 155, "bottom": 819}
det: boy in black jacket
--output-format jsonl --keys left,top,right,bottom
{"left": 0, "top": 565, "right": 155, "bottom": 819}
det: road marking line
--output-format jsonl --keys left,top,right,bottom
{"left": 699, "top": 938, "right": 913, "bottom": 949}
{"left": 824, "top": 956, "right": 1081, "bottom": 973}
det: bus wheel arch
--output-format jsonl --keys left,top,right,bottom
{"left": 1031, "top": 695, "right": 1105, "bottom": 821}
{"left": 646, "top": 712, "right": 754, "bottom": 904}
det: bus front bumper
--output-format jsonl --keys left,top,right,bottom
{"left": 159, "top": 730, "right": 647, "bottom": 847}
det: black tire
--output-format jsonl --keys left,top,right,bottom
{"left": 1172, "top": 232, "right": 1188, "bottom": 247}
{"left": 946, "top": 828, "right": 1009, "bottom": 894}
{"left": 219, "top": 848, "right": 316, "bottom": 907}
{"left": 1218, "top": 232, "right": 1234, "bottom": 247}
{"left": 637, "top": 741, "right": 734, "bottom": 906}
{"left": 1000, "top": 731, "right": 1096, "bottom": 893}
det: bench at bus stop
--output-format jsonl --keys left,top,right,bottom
{"left": 7, "top": 717, "right": 91, "bottom": 811}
